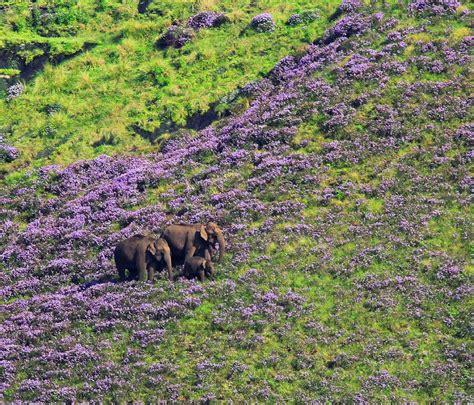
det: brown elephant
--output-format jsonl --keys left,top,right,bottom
{"left": 162, "top": 222, "right": 225, "bottom": 264}
{"left": 114, "top": 235, "right": 173, "bottom": 281}
{"left": 183, "top": 256, "right": 215, "bottom": 282}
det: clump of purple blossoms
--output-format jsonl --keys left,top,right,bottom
{"left": 408, "top": 0, "right": 460, "bottom": 16}
{"left": 0, "top": 135, "right": 19, "bottom": 162}
{"left": 250, "top": 13, "right": 275, "bottom": 33}
{"left": 157, "top": 24, "right": 194, "bottom": 49}
{"left": 363, "top": 369, "right": 400, "bottom": 389}
{"left": 187, "top": 11, "right": 228, "bottom": 31}
{"left": 287, "top": 10, "right": 319, "bottom": 26}
{"left": 323, "top": 15, "right": 370, "bottom": 43}
{"left": 6, "top": 83, "right": 24, "bottom": 101}
{"left": 338, "top": 0, "right": 362, "bottom": 13}
{"left": 0, "top": 144, "right": 19, "bottom": 162}
{"left": 436, "top": 262, "right": 463, "bottom": 280}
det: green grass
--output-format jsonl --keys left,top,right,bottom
{"left": 0, "top": 0, "right": 340, "bottom": 180}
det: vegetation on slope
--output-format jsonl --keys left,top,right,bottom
{"left": 1, "top": 0, "right": 336, "bottom": 179}
{"left": 0, "top": 0, "right": 473, "bottom": 401}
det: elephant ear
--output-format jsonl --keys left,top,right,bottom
{"left": 199, "top": 225, "right": 208, "bottom": 241}
{"left": 156, "top": 239, "right": 167, "bottom": 251}
{"left": 147, "top": 242, "right": 157, "bottom": 255}
{"left": 206, "top": 222, "right": 218, "bottom": 233}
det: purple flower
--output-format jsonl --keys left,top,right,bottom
{"left": 0, "top": 134, "right": 19, "bottom": 162}
{"left": 338, "top": 0, "right": 362, "bottom": 13}
{"left": 373, "top": 12, "right": 384, "bottom": 22}
{"left": 250, "top": 13, "right": 275, "bottom": 33}
{"left": 0, "top": 144, "right": 19, "bottom": 162}
{"left": 6, "top": 83, "right": 24, "bottom": 101}
{"left": 287, "top": 10, "right": 319, "bottom": 26}
{"left": 196, "top": 360, "right": 222, "bottom": 372}
{"left": 157, "top": 24, "right": 194, "bottom": 48}
{"left": 437, "top": 263, "right": 462, "bottom": 280}
{"left": 323, "top": 15, "right": 370, "bottom": 43}
{"left": 323, "top": 102, "right": 356, "bottom": 132}
{"left": 188, "top": 11, "right": 227, "bottom": 31}
{"left": 363, "top": 369, "right": 400, "bottom": 389}
{"left": 408, "top": 0, "right": 461, "bottom": 16}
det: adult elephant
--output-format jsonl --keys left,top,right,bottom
{"left": 114, "top": 235, "right": 173, "bottom": 281}
{"left": 162, "top": 222, "right": 225, "bottom": 264}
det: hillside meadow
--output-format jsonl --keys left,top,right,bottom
{"left": 0, "top": 0, "right": 473, "bottom": 401}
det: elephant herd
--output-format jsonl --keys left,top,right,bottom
{"left": 114, "top": 222, "right": 226, "bottom": 282}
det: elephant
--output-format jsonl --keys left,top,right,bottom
{"left": 114, "top": 235, "right": 173, "bottom": 282}
{"left": 183, "top": 256, "right": 215, "bottom": 282}
{"left": 162, "top": 222, "right": 226, "bottom": 265}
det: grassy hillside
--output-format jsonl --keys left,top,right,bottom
{"left": 1, "top": 0, "right": 473, "bottom": 401}
{"left": 1, "top": 0, "right": 336, "bottom": 178}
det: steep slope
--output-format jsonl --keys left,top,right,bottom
{"left": 1, "top": 0, "right": 335, "bottom": 178}
{"left": 1, "top": 0, "right": 473, "bottom": 401}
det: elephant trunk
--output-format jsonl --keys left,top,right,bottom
{"left": 164, "top": 251, "right": 173, "bottom": 281}
{"left": 217, "top": 232, "right": 225, "bottom": 263}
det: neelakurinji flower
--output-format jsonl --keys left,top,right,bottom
{"left": 250, "top": 13, "right": 276, "bottom": 33}
{"left": 157, "top": 24, "right": 194, "bottom": 48}
{"left": 286, "top": 10, "right": 319, "bottom": 26}
{"left": 338, "top": 0, "right": 363, "bottom": 13}
{"left": 188, "top": 11, "right": 227, "bottom": 31}
{"left": 408, "top": 0, "right": 461, "bottom": 16}
{"left": 6, "top": 83, "right": 24, "bottom": 101}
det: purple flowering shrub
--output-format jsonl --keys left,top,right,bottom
{"left": 6, "top": 83, "right": 24, "bottom": 101}
{"left": 187, "top": 11, "right": 228, "bottom": 31}
{"left": 323, "top": 14, "right": 370, "bottom": 43}
{"left": 1, "top": 281, "right": 205, "bottom": 401}
{"left": 250, "top": 13, "right": 276, "bottom": 33}
{"left": 0, "top": 137, "right": 19, "bottom": 162}
{"left": 157, "top": 24, "right": 194, "bottom": 49}
{"left": 338, "top": 0, "right": 362, "bottom": 13}
{"left": 287, "top": 10, "right": 319, "bottom": 26}
{"left": 408, "top": 0, "right": 461, "bottom": 16}
{"left": 0, "top": 0, "right": 472, "bottom": 401}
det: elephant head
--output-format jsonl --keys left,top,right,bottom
{"left": 147, "top": 238, "right": 172, "bottom": 272}
{"left": 196, "top": 259, "right": 215, "bottom": 282}
{"left": 204, "top": 259, "right": 215, "bottom": 279}
{"left": 199, "top": 222, "right": 226, "bottom": 263}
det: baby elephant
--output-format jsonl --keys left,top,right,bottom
{"left": 114, "top": 234, "right": 173, "bottom": 282}
{"left": 183, "top": 256, "right": 215, "bottom": 282}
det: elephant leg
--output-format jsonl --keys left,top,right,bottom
{"left": 147, "top": 261, "right": 157, "bottom": 283}
{"left": 198, "top": 269, "right": 205, "bottom": 282}
{"left": 164, "top": 252, "right": 173, "bottom": 282}
{"left": 117, "top": 264, "right": 127, "bottom": 281}
{"left": 184, "top": 245, "right": 197, "bottom": 262}
{"left": 204, "top": 248, "right": 212, "bottom": 262}
{"left": 207, "top": 265, "right": 215, "bottom": 280}
{"left": 148, "top": 267, "right": 155, "bottom": 283}
{"left": 182, "top": 264, "right": 190, "bottom": 279}
{"left": 136, "top": 250, "right": 147, "bottom": 282}
{"left": 138, "top": 267, "right": 147, "bottom": 282}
